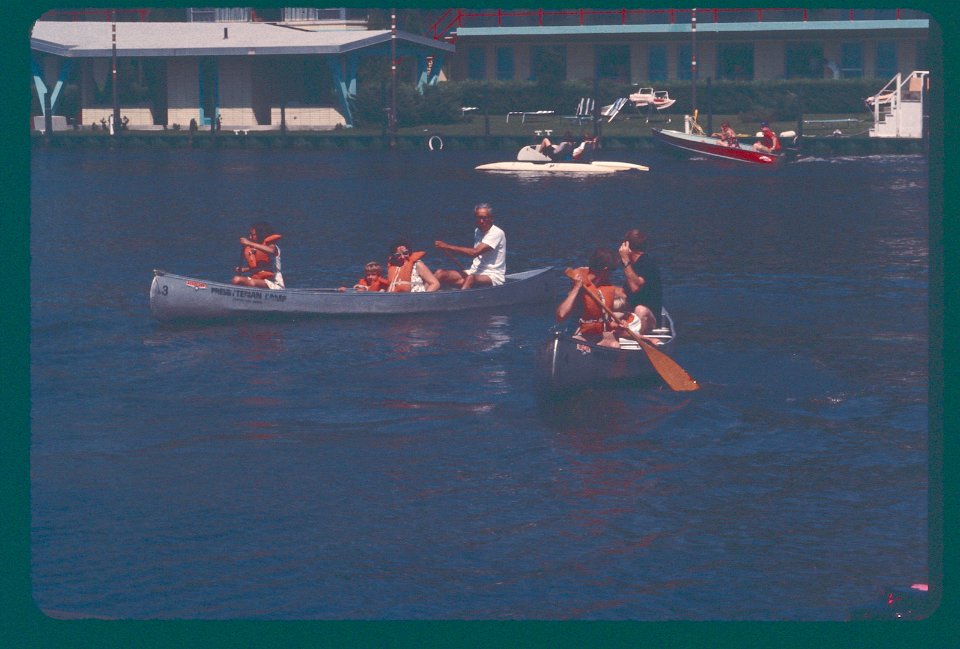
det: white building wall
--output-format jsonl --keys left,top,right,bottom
{"left": 217, "top": 57, "right": 258, "bottom": 127}
{"left": 167, "top": 58, "right": 200, "bottom": 127}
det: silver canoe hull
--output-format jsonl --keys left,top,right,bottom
{"left": 535, "top": 310, "right": 676, "bottom": 391}
{"left": 150, "top": 267, "right": 556, "bottom": 322}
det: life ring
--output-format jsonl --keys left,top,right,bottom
{"left": 428, "top": 135, "right": 443, "bottom": 151}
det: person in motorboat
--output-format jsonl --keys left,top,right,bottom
{"left": 618, "top": 228, "right": 663, "bottom": 334}
{"left": 536, "top": 130, "right": 577, "bottom": 161}
{"left": 386, "top": 239, "right": 440, "bottom": 292}
{"left": 434, "top": 203, "right": 506, "bottom": 290}
{"left": 339, "top": 261, "right": 390, "bottom": 292}
{"left": 232, "top": 221, "right": 284, "bottom": 289}
{"left": 752, "top": 122, "right": 781, "bottom": 154}
{"left": 711, "top": 121, "right": 739, "bottom": 148}
{"left": 556, "top": 248, "right": 628, "bottom": 349}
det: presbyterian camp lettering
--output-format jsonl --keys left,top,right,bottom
{"left": 209, "top": 286, "right": 287, "bottom": 302}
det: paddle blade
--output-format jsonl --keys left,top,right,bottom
{"left": 636, "top": 337, "right": 700, "bottom": 391}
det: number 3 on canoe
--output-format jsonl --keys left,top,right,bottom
{"left": 564, "top": 268, "right": 700, "bottom": 392}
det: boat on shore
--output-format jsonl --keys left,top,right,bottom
{"left": 149, "top": 267, "right": 556, "bottom": 322}
{"left": 476, "top": 145, "right": 648, "bottom": 174}
{"left": 535, "top": 309, "right": 678, "bottom": 392}
{"left": 651, "top": 128, "right": 791, "bottom": 165}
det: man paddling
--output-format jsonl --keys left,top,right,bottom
{"left": 434, "top": 203, "right": 506, "bottom": 290}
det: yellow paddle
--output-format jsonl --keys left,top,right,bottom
{"left": 564, "top": 268, "right": 700, "bottom": 392}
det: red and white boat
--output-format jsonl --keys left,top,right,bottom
{"left": 651, "top": 128, "right": 789, "bottom": 165}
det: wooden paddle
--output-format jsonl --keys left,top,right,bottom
{"left": 440, "top": 246, "right": 468, "bottom": 272}
{"left": 564, "top": 268, "right": 700, "bottom": 392}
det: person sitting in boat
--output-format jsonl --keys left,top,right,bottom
{"left": 752, "top": 122, "right": 781, "bottom": 154}
{"left": 618, "top": 228, "right": 663, "bottom": 334}
{"left": 386, "top": 239, "right": 440, "bottom": 292}
{"left": 711, "top": 121, "right": 739, "bottom": 148}
{"left": 339, "top": 261, "right": 390, "bottom": 292}
{"left": 571, "top": 134, "right": 599, "bottom": 162}
{"left": 556, "top": 248, "right": 627, "bottom": 349}
{"left": 434, "top": 203, "right": 507, "bottom": 290}
{"left": 232, "top": 221, "right": 284, "bottom": 289}
{"left": 536, "top": 131, "right": 577, "bottom": 161}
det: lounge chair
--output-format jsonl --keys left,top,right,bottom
{"left": 562, "top": 97, "right": 595, "bottom": 125}
{"left": 505, "top": 109, "right": 555, "bottom": 123}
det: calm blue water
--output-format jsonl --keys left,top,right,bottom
{"left": 30, "top": 146, "right": 930, "bottom": 620}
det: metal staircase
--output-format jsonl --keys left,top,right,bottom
{"left": 868, "top": 70, "right": 928, "bottom": 139}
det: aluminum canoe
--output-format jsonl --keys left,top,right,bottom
{"left": 651, "top": 128, "right": 784, "bottom": 165}
{"left": 535, "top": 309, "right": 677, "bottom": 392}
{"left": 150, "top": 267, "right": 556, "bottom": 322}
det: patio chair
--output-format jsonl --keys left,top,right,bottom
{"left": 563, "top": 97, "right": 595, "bottom": 125}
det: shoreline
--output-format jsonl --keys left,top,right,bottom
{"left": 30, "top": 131, "right": 927, "bottom": 156}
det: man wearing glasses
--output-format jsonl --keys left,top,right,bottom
{"left": 434, "top": 203, "right": 507, "bottom": 290}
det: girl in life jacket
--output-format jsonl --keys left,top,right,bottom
{"left": 339, "top": 261, "right": 390, "bottom": 292}
{"left": 386, "top": 239, "right": 440, "bottom": 292}
{"left": 556, "top": 248, "right": 628, "bottom": 349}
{"left": 232, "top": 221, "right": 284, "bottom": 289}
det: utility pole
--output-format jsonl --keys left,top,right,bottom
{"left": 389, "top": 9, "right": 397, "bottom": 148}
{"left": 111, "top": 10, "right": 121, "bottom": 135}
{"left": 690, "top": 7, "right": 698, "bottom": 115}
{"left": 389, "top": 10, "right": 398, "bottom": 147}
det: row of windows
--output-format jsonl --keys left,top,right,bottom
{"left": 468, "top": 41, "right": 903, "bottom": 82}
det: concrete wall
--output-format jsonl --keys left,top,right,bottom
{"left": 218, "top": 57, "right": 258, "bottom": 127}
{"left": 167, "top": 58, "right": 200, "bottom": 127}
{"left": 270, "top": 106, "right": 346, "bottom": 129}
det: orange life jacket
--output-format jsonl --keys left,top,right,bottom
{"left": 386, "top": 251, "right": 425, "bottom": 292}
{"left": 572, "top": 267, "right": 618, "bottom": 336}
{"left": 357, "top": 276, "right": 390, "bottom": 292}
{"left": 242, "top": 234, "right": 281, "bottom": 280}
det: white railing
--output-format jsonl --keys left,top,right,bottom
{"left": 868, "top": 70, "right": 928, "bottom": 138}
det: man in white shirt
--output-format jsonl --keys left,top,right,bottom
{"left": 434, "top": 203, "right": 506, "bottom": 289}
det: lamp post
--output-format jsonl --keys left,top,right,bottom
{"left": 691, "top": 7, "right": 698, "bottom": 115}
{"left": 111, "top": 11, "right": 121, "bottom": 135}
{"left": 389, "top": 9, "right": 397, "bottom": 148}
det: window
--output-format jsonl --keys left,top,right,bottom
{"left": 841, "top": 42, "right": 863, "bottom": 78}
{"left": 496, "top": 47, "right": 514, "bottom": 81}
{"left": 875, "top": 42, "right": 897, "bottom": 79}
{"left": 648, "top": 45, "right": 667, "bottom": 81}
{"left": 467, "top": 48, "right": 485, "bottom": 80}
{"left": 531, "top": 45, "right": 566, "bottom": 83}
{"left": 595, "top": 45, "right": 630, "bottom": 82}
{"left": 784, "top": 42, "right": 824, "bottom": 79}
{"left": 717, "top": 43, "right": 754, "bottom": 80}
{"left": 676, "top": 43, "right": 692, "bottom": 81}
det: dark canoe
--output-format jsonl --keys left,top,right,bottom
{"left": 535, "top": 309, "right": 677, "bottom": 392}
{"left": 651, "top": 128, "right": 785, "bottom": 165}
{"left": 150, "top": 267, "right": 556, "bottom": 322}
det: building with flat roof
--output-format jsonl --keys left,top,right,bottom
{"left": 430, "top": 8, "right": 929, "bottom": 84}
{"left": 30, "top": 16, "right": 454, "bottom": 131}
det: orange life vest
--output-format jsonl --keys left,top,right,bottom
{"left": 572, "top": 267, "right": 618, "bottom": 336}
{"left": 357, "top": 276, "right": 390, "bottom": 292}
{"left": 386, "top": 251, "right": 425, "bottom": 292}
{"left": 242, "top": 234, "right": 281, "bottom": 280}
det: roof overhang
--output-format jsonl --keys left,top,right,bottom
{"left": 30, "top": 21, "right": 455, "bottom": 58}
{"left": 454, "top": 19, "right": 930, "bottom": 42}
